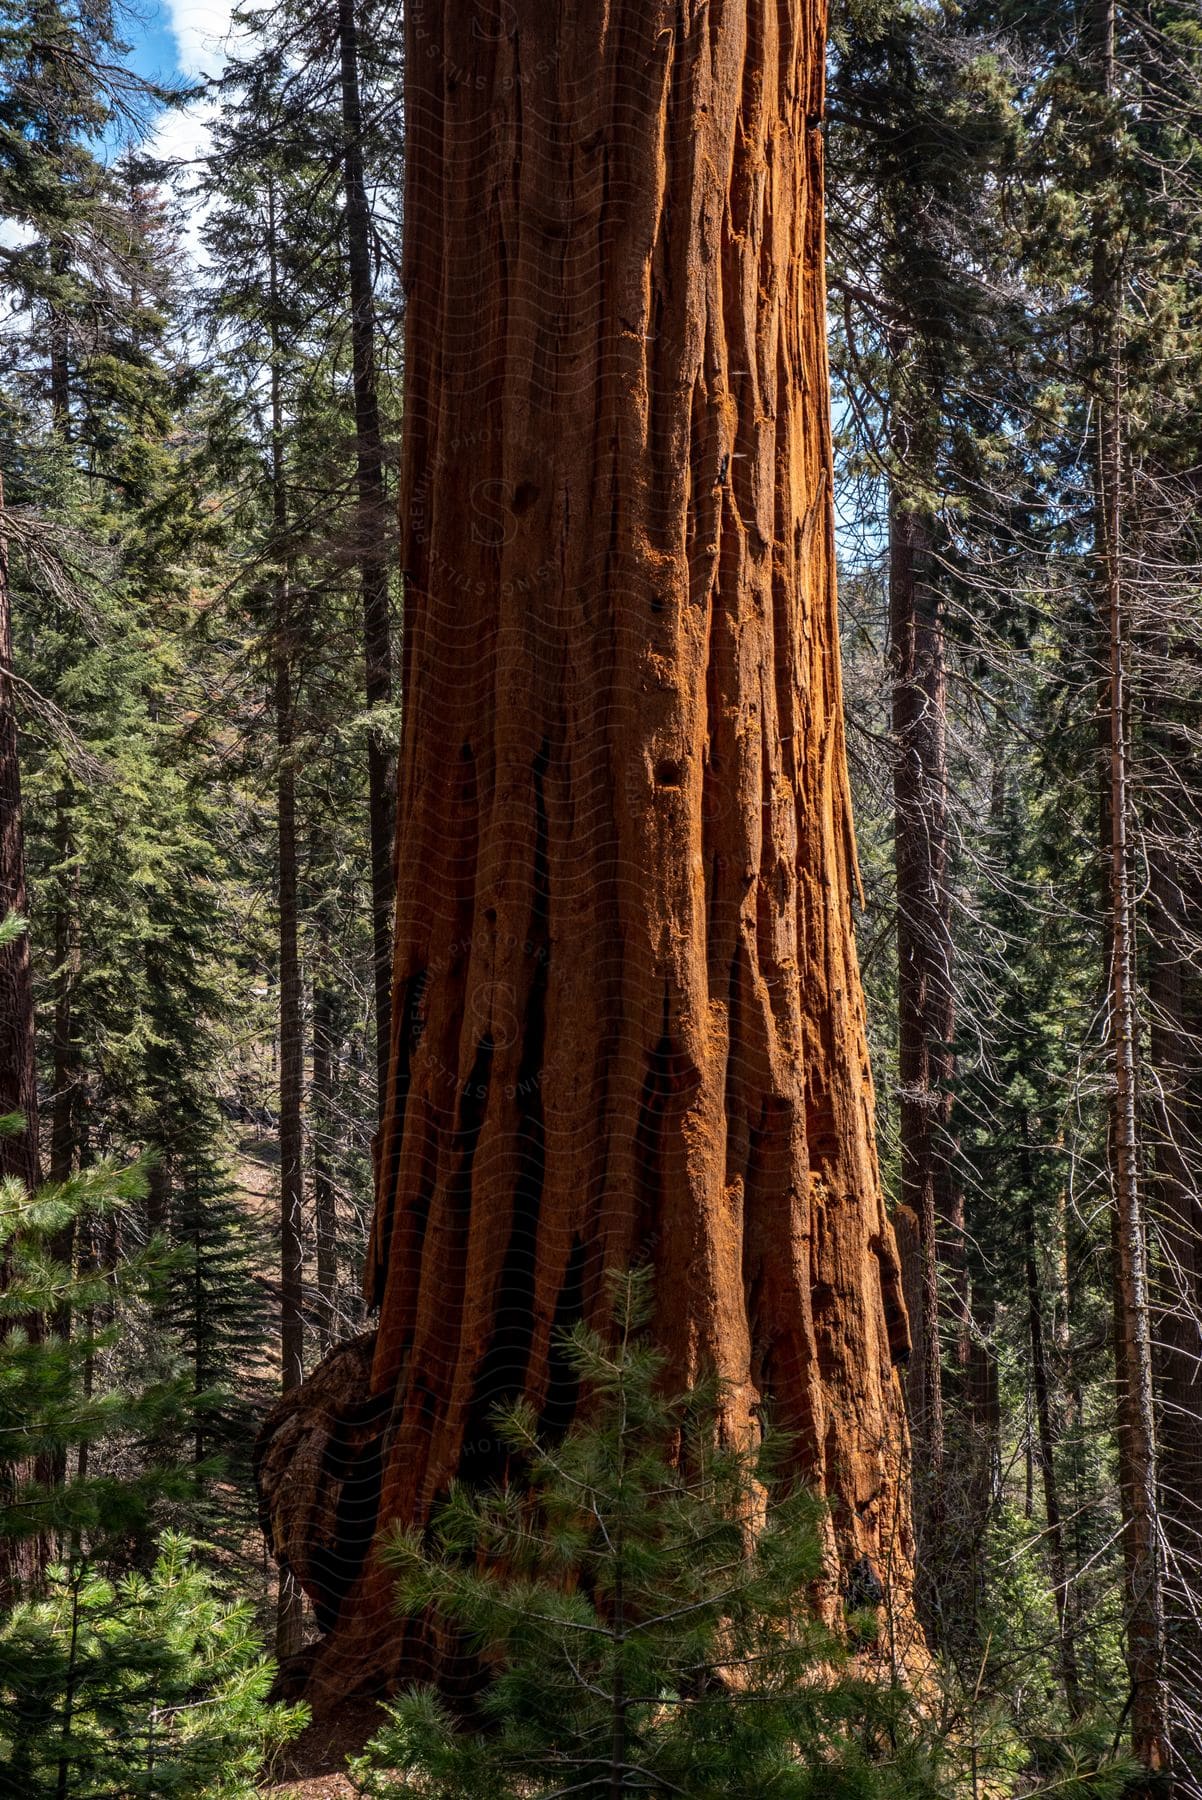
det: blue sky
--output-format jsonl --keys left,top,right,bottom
{"left": 118, "top": 0, "right": 242, "bottom": 215}
{"left": 123, "top": 0, "right": 188, "bottom": 86}
{"left": 123, "top": 0, "right": 239, "bottom": 85}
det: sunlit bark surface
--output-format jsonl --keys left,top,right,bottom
{"left": 257, "top": 0, "right": 914, "bottom": 1702}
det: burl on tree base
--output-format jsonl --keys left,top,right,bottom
{"left": 256, "top": 0, "right": 915, "bottom": 1704}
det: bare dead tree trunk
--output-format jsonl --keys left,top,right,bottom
{"left": 256, "top": 0, "right": 915, "bottom": 1706}
{"left": 1091, "top": 1, "right": 1169, "bottom": 1746}
{"left": 1021, "top": 1133, "right": 1082, "bottom": 1718}
{"left": 1147, "top": 819, "right": 1202, "bottom": 1765}
{"left": 337, "top": 0, "right": 394, "bottom": 1124}
{"left": 889, "top": 473, "right": 974, "bottom": 1648}
{"left": 312, "top": 912, "right": 338, "bottom": 1354}
{"left": 0, "top": 474, "right": 39, "bottom": 1196}
{"left": 890, "top": 495, "right": 947, "bottom": 1627}
{"left": 1100, "top": 408, "right": 1168, "bottom": 1781}
{"left": 268, "top": 180, "right": 306, "bottom": 1663}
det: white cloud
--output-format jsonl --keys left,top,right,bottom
{"left": 145, "top": 0, "right": 250, "bottom": 270}
{"left": 0, "top": 217, "right": 35, "bottom": 250}
{"left": 162, "top": 0, "right": 235, "bottom": 80}
{"left": 145, "top": 94, "right": 219, "bottom": 270}
{"left": 142, "top": 0, "right": 270, "bottom": 273}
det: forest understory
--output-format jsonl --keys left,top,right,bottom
{"left": 3, "top": 0, "right": 1202, "bottom": 1794}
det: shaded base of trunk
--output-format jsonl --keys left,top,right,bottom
{"left": 257, "top": 1328, "right": 921, "bottom": 1715}
{"left": 254, "top": 1335, "right": 540, "bottom": 1709}
{"left": 255, "top": 1333, "right": 387, "bottom": 1647}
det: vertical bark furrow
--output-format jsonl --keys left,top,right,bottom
{"left": 368, "top": 966, "right": 427, "bottom": 1307}
{"left": 269, "top": 0, "right": 914, "bottom": 1701}
{"left": 459, "top": 944, "right": 550, "bottom": 1484}
{"left": 537, "top": 1237, "right": 589, "bottom": 1438}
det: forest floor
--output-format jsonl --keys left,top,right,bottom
{"left": 261, "top": 1697, "right": 389, "bottom": 1795}
{"left": 262, "top": 1780, "right": 357, "bottom": 1798}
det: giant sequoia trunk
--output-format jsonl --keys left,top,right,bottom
{"left": 257, "top": 0, "right": 913, "bottom": 1703}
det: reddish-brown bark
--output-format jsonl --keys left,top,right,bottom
{"left": 258, "top": 0, "right": 913, "bottom": 1703}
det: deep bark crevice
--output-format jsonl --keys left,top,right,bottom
{"left": 538, "top": 1237, "right": 589, "bottom": 1440}
{"left": 459, "top": 970, "right": 549, "bottom": 1486}
{"left": 368, "top": 963, "right": 427, "bottom": 1306}
{"left": 258, "top": 0, "right": 915, "bottom": 1704}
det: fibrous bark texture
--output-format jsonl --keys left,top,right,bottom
{"left": 259, "top": 0, "right": 913, "bottom": 1703}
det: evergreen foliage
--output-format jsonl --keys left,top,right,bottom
{"left": 355, "top": 1273, "right": 939, "bottom": 1800}
{"left": 0, "top": 1015, "right": 303, "bottom": 1793}
{"left": 0, "top": 1082, "right": 198, "bottom": 1559}
{"left": 0, "top": 1532, "right": 304, "bottom": 1797}
{"left": 354, "top": 1273, "right": 1137, "bottom": 1800}
{"left": 3, "top": 0, "right": 1202, "bottom": 1781}
{"left": 162, "top": 1159, "right": 275, "bottom": 1495}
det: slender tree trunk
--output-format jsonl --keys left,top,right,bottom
{"left": 275, "top": 595, "right": 304, "bottom": 1402}
{"left": 337, "top": 0, "right": 394, "bottom": 1124}
{"left": 889, "top": 477, "right": 968, "bottom": 1647}
{"left": 889, "top": 497, "right": 945, "bottom": 1603}
{"left": 267, "top": 184, "right": 306, "bottom": 1404}
{"left": 257, "top": 0, "right": 914, "bottom": 1702}
{"left": 44, "top": 138, "right": 76, "bottom": 1202}
{"left": 191, "top": 1181, "right": 206, "bottom": 1466}
{"left": 1021, "top": 1136, "right": 1082, "bottom": 1717}
{"left": 1147, "top": 821, "right": 1202, "bottom": 1762}
{"left": 48, "top": 244, "right": 70, "bottom": 441}
{"left": 0, "top": 474, "right": 49, "bottom": 1604}
{"left": 1091, "top": 0, "right": 1168, "bottom": 1749}
{"left": 1100, "top": 408, "right": 1168, "bottom": 1777}
{"left": 146, "top": 1160, "right": 171, "bottom": 1237}
{"left": 49, "top": 794, "right": 79, "bottom": 1188}
{"left": 313, "top": 913, "right": 338, "bottom": 1353}
{"left": 268, "top": 182, "right": 306, "bottom": 1662}
{"left": 0, "top": 474, "right": 39, "bottom": 1196}
{"left": 47, "top": 797, "right": 80, "bottom": 1401}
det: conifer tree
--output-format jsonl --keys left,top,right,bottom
{"left": 356, "top": 1273, "right": 938, "bottom": 1800}
{"left": 0, "top": 1109, "right": 197, "bottom": 1566}
{"left": 0, "top": 1084, "right": 304, "bottom": 1795}
{"left": 827, "top": 0, "right": 1026, "bottom": 1652}
{"left": 0, "top": 1533, "right": 305, "bottom": 1798}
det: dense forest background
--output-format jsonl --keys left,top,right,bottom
{"left": 2, "top": 0, "right": 1202, "bottom": 1792}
